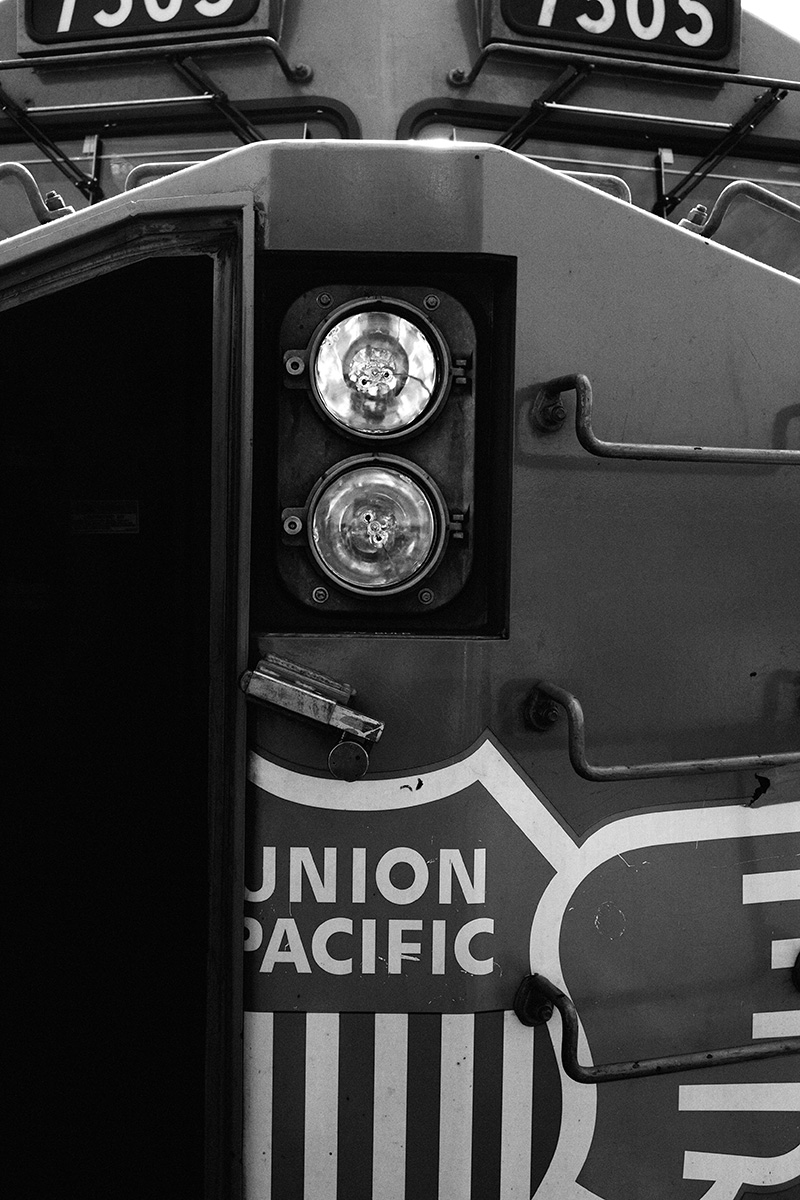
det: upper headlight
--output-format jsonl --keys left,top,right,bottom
{"left": 311, "top": 305, "right": 445, "bottom": 438}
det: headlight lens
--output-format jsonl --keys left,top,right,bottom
{"left": 312, "top": 309, "right": 440, "bottom": 437}
{"left": 308, "top": 459, "right": 446, "bottom": 593}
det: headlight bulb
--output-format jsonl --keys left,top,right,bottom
{"left": 307, "top": 457, "right": 447, "bottom": 594}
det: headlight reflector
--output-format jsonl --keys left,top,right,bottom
{"left": 308, "top": 457, "right": 447, "bottom": 594}
{"left": 312, "top": 308, "right": 441, "bottom": 437}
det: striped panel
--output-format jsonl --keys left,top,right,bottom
{"left": 244, "top": 1011, "right": 558, "bottom": 1200}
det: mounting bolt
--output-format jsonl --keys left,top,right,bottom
{"left": 423, "top": 294, "right": 440, "bottom": 311}
{"left": 312, "top": 586, "right": 329, "bottom": 604}
{"left": 686, "top": 203, "right": 709, "bottom": 227}
{"left": 285, "top": 355, "right": 305, "bottom": 376}
{"left": 523, "top": 688, "right": 561, "bottom": 731}
{"left": 448, "top": 68, "right": 468, "bottom": 86}
{"left": 418, "top": 588, "right": 435, "bottom": 604}
{"left": 316, "top": 292, "right": 333, "bottom": 308}
{"left": 532, "top": 389, "right": 568, "bottom": 432}
{"left": 283, "top": 515, "right": 303, "bottom": 536}
{"left": 513, "top": 976, "right": 555, "bottom": 1027}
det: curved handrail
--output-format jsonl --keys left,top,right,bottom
{"left": 680, "top": 180, "right": 800, "bottom": 238}
{"left": 0, "top": 163, "right": 73, "bottom": 224}
{"left": 526, "top": 682, "right": 800, "bottom": 782}
{"left": 514, "top": 974, "right": 800, "bottom": 1084}
{"left": 536, "top": 374, "right": 800, "bottom": 464}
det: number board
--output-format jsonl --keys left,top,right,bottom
{"left": 18, "top": 0, "right": 279, "bottom": 53}
{"left": 486, "top": 0, "right": 739, "bottom": 65}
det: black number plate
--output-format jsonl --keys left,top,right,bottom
{"left": 25, "top": 0, "right": 260, "bottom": 44}
{"left": 500, "top": 0, "right": 736, "bottom": 60}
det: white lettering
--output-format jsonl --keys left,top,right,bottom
{"left": 260, "top": 918, "right": 312, "bottom": 973}
{"left": 246, "top": 846, "right": 276, "bottom": 902}
{"left": 289, "top": 847, "right": 337, "bottom": 903}
{"left": 676, "top": 0, "right": 713, "bottom": 46}
{"left": 388, "top": 919, "right": 423, "bottom": 973}
{"left": 375, "top": 847, "right": 429, "bottom": 905}
{"left": 352, "top": 847, "right": 367, "bottom": 903}
{"left": 537, "top": 0, "right": 559, "bottom": 26}
{"left": 143, "top": 0, "right": 183, "bottom": 21}
{"left": 626, "top": 0, "right": 665, "bottom": 40}
{"left": 94, "top": 0, "right": 133, "bottom": 29}
{"left": 438, "top": 848, "right": 486, "bottom": 904}
{"left": 454, "top": 919, "right": 494, "bottom": 975}
{"left": 432, "top": 919, "right": 446, "bottom": 974}
{"left": 244, "top": 916, "right": 263, "bottom": 952}
{"left": 312, "top": 918, "right": 353, "bottom": 975}
{"left": 361, "top": 918, "right": 376, "bottom": 973}
{"left": 195, "top": 0, "right": 236, "bottom": 13}
{"left": 57, "top": 0, "right": 78, "bottom": 32}
{"left": 577, "top": 0, "right": 615, "bottom": 35}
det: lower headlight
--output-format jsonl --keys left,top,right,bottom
{"left": 307, "top": 456, "right": 448, "bottom": 594}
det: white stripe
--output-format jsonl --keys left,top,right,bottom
{"left": 679, "top": 1083, "right": 800, "bottom": 1112}
{"left": 499, "top": 1012, "right": 534, "bottom": 1200}
{"left": 439, "top": 1014, "right": 475, "bottom": 1200}
{"left": 742, "top": 870, "right": 800, "bottom": 904}
{"left": 304, "top": 1013, "right": 339, "bottom": 1200}
{"left": 373, "top": 1014, "right": 408, "bottom": 1200}
{"left": 752, "top": 1010, "right": 800, "bottom": 1038}
{"left": 243, "top": 1011, "right": 274, "bottom": 1200}
{"left": 772, "top": 938, "right": 800, "bottom": 969}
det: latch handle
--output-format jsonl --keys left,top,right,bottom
{"left": 240, "top": 656, "right": 384, "bottom": 743}
{"left": 514, "top": 973, "right": 800, "bottom": 1084}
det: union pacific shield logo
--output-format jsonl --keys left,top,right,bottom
{"left": 243, "top": 735, "right": 799, "bottom": 1199}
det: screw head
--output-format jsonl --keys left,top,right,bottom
{"left": 418, "top": 588, "right": 435, "bottom": 605}
{"left": 283, "top": 515, "right": 303, "bottom": 535}
{"left": 316, "top": 293, "right": 333, "bottom": 308}
{"left": 423, "top": 294, "right": 440, "bottom": 311}
{"left": 312, "top": 586, "right": 329, "bottom": 604}
{"left": 285, "top": 355, "right": 305, "bottom": 376}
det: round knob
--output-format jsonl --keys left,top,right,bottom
{"left": 328, "top": 739, "right": 370, "bottom": 782}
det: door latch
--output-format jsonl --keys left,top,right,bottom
{"left": 240, "top": 654, "right": 384, "bottom": 781}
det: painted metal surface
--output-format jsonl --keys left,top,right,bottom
{"left": 0, "top": 0, "right": 798, "bottom": 218}
{"left": 244, "top": 737, "right": 799, "bottom": 1199}
{"left": 1, "top": 139, "right": 796, "bottom": 1197}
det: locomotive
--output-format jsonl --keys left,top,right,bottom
{"left": 3, "top": 3, "right": 798, "bottom": 1199}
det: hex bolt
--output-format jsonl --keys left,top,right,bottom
{"left": 687, "top": 203, "right": 709, "bottom": 227}
{"left": 532, "top": 391, "right": 568, "bottom": 433}
{"left": 418, "top": 588, "right": 435, "bottom": 604}
{"left": 283, "top": 515, "right": 303, "bottom": 536}
{"left": 423, "top": 294, "right": 440, "bottom": 311}
{"left": 312, "top": 586, "right": 329, "bottom": 604}
{"left": 316, "top": 292, "right": 333, "bottom": 308}
{"left": 523, "top": 689, "right": 561, "bottom": 732}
